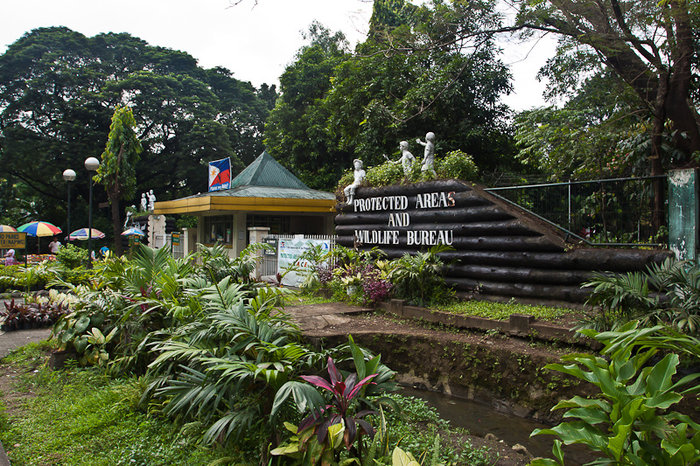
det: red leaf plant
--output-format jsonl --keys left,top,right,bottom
{"left": 298, "top": 356, "right": 378, "bottom": 453}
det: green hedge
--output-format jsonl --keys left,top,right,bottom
{"left": 336, "top": 150, "right": 479, "bottom": 194}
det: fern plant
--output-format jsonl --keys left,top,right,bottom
{"left": 582, "top": 258, "right": 700, "bottom": 334}
{"left": 145, "top": 279, "right": 328, "bottom": 455}
{"left": 388, "top": 245, "right": 454, "bottom": 306}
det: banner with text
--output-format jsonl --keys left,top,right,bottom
{"left": 277, "top": 237, "right": 332, "bottom": 287}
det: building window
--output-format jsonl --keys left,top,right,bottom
{"left": 203, "top": 215, "right": 232, "bottom": 244}
{"left": 246, "top": 215, "right": 291, "bottom": 235}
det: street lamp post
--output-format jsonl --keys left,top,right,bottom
{"left": 62, "top": 169, "right": 76, "bottom": 243}
{"left": 84, "top": 157, "right": 100, "bottom": 264}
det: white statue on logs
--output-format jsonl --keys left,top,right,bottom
{"left": 343, "top": 159, "right": 366, "bottom": 205}
{"left": 140, "top": 192, "right": 148, "bottom": 212}
{"left": 124, "top": 206, "right": 135, "bottom": 229}
{"left": 383, "top": 140, "right": 416, "bottom": 177}
{"left": 416, "top": 131, "right": 436, "bottom": 177}
{"left": 148, "top": 189, "right": 156, "bottom": 211}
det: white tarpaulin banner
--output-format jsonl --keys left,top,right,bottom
{"left": 277, "top": 236, "right": 331, "bottom": 287}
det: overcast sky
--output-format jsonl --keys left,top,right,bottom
{"left": 1, "top": 0, "right": 555, "bottom": 111}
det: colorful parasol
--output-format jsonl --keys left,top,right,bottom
{"left": 69, "top": 228, "right": 106, "bottom": 241}
{"left": 121, "top": 227, "right": 145, "bottom": 237}
{"left": 17, "top": 221, "right": 62, "bottom": 237}
{"left": 0, "top": 225, "right": 17, "bottom": 232}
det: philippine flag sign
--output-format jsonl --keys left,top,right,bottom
{"left": 208, "top": 157, "right": 231, "bottom": 192}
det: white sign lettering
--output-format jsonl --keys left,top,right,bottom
{"left": 352, "top": 190, "right": 457, "bottom": 246}
{"left": 354, "top": 230, "right": 400, "bottom": 245}
{"left": 387, "top": 212, "right": 410, "bottom": 227}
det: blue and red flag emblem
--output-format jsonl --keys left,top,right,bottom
{"left": 208, "top": 157, "right": 231, "bottom": 192}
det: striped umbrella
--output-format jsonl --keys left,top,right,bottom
{"left": 17, "top": 221, "right": 62, "bottom": 237}
{"left": 69, "top": 228, "right": 106, "bottom": 241}
{"left": 121, "top": 227, "right": 145, "bottom": 237}
{"left": 0, "top": 225, "right": 16, "bottom": 232}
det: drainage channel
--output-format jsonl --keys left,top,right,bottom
{"left": 401, "top": 386, "right": 595, "bottom": 465}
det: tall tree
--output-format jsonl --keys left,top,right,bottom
{"left": 264, "top": 23, "right": 351, "bottom": 189}
{"left": 95, "top": 106, "right": 142, "bottom": 254}
{"left": 513, "top": 0, "right": 699, "bottom": 226}
{"left": 384, "top": 0, "right": 699, "bottom": 225}
{"left": 0, "top": 27, "right": 272, "bottom": 232}
{"left": 516, "top": 0, "right": 699, "bottom": 159}
{"left": 265, "top": 2, "right": 517, "bottom": 190}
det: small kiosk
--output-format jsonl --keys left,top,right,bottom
{"left": 153, "top": 151, "right": 336, "bottom": 257}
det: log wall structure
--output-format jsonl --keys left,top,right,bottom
{"left": 335, "top": 180, "right": 672, "bottom": 304}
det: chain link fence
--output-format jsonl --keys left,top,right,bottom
{"left": 485, "top": 176, "right": 667, "bottom": 246}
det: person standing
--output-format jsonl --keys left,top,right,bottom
{"left": 4, "top": 249, "right": 19, "bottom": 266}
{"left": 48, "top": 237, "right": 61, "bottom": 254}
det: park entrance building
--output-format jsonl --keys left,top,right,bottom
{"left": 153, "top": 151, "right": 336, "bottom": 256}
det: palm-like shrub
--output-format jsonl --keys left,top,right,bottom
{"left": 48, "top": 242, "right": 397, "bottom": 459}
{"left": 389, "top": 245, "right": 454, "bottom": 306}
{"left": 582, "top": 271, "right": 658, "bottom": 330}
{"left": 146, "top": 279, "right": 325, "bottom": 452}
{"left": 583, "top": 258, "right": 700, "bottom": 333}
{"left": 197, "top": 242, "right": 272, "bottom": 284}
{"left": 647, "top": 258, "right": 700, "bottom": 333}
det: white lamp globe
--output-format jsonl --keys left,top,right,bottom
{"left": 62, "top": 168, "right": 76, "bottom": 181}
{"left": 84, "top": 157, "right": 100, "bottom": 171}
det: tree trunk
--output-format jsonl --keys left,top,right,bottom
{"left": 109, "top": 190, "right": 123, "bottom": 256}
{"left": 665, "top": 0, "right": 700, "bottom": 155}
{"left": 650, "top": 70, "right": 669, "bottom": 232}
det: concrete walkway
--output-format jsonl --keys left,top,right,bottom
{"left": 282, "top": 302, "right": 372, "bottom": 333}
{"left": 0, "top": 328, "right": 52, "bottom": 360}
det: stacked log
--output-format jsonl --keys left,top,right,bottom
{"left": 335, "top": 180, "right": 671, "bottom": 303}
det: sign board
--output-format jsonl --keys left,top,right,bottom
{"left": 277, "top": 237, "right": 331, "bottom": 287}
{"left": 171, "top": 232, "right": 181, "bottom": 245}
{"left": 350, "top": 191, "right": 456, "bottom": 247}
{"left": 668, "top": 169, "right": 698, "bottom": 260}
{"left": 0, "top": 232, "right": 27, "bottom": 249}
{"left": 264, "top": 237, "right": 278, "bottom": 255}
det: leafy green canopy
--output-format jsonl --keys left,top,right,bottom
{"left": 95, "top": 106, "right": 143, "bottom": 253}
{"left": 514, "top": 0, "right": 700, "bottom": 174}
{"left": 264, "top": 0, "right": 518, "bottom": 191}
{"left": 0, "top": 27, "right": 274, "bottom": 229}
{"left": 96, "top": 106, "right": 143, "bottom": 201}
{"left": 514, "top": 70, "right": 649, "bottom": 181}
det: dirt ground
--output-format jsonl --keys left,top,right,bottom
{"left": 284, "top": 302, "right": 575, "bottom": 360}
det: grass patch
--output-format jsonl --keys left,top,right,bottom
{"left": 435, "top": 299, "right": 570, "bottom": 322}
{"left": 0, "top": 342, "right": 498, "bottom": 465}
{"left": 0, "top": 350, "right": 231, "bottom": 465}
{"left": 1, "top": 340, "right": 56, "bottom": 365}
